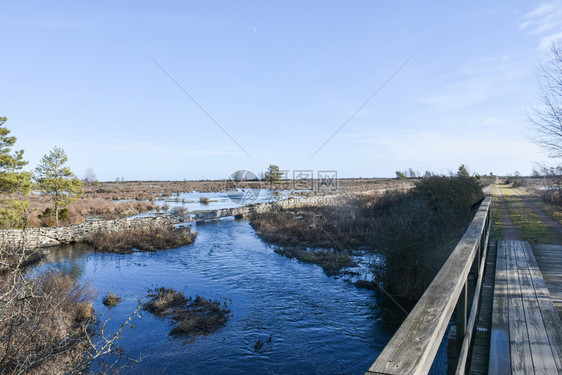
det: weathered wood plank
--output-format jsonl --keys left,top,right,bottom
{"left": 506, "top": 241, "right": 534, "bottom": 375}
{"left": 367, "top": 197, "right": 491, "bottom": 375}
{"left": 514, "top": 241, "right": 558, "bottom": 374}
{"left": 488, "top": 240, "right": 510, "bottom": 375}
{"left": 524, "top": 243, "right": 562, "bottom": 372}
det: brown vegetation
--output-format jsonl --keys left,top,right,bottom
{"left": 87, "top": 224, "right": 197, "bottom": 253}
{"left": 0, "top": 244, "right": 96, "bottom": 374}
{"left": 251, "top": 176, "right": 485, "bottom": 299}
{"left": 0, "top": 178, "right": 414, "bottom": 229}
{"left": 102, "top": 292, "right": 122, "bottom": 307}
{"left": 273, "top": 247, "right": 354, "bottom": 275}
{"left": 143, "top": 287, "right": 231, "bottom": 338}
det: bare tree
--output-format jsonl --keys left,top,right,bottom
{"left": 83, "top": 167, "right": 98, "bottom": 185}
{"left": 528, "top": 40, "right": 562, "bottom": 159}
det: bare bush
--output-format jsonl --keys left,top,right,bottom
{"left": 1, "top": 237, "right": 141, "bottom": 374}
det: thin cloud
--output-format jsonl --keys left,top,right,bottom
{"left": 422, "top": 54, "right": 524, "bottom": 112}
{"left": 520, "top": 3, "right": 562, "bottom": 49}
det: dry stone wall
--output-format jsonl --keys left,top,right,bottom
{"left": 1, "top": 216, "right": 175, "bottom": 250}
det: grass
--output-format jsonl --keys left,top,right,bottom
{"left": 499, "top": 185, "right": 553, "bottom": 243}
{"left": 490, "top": 190, "right": 504, "bottom": 242}
{"left": 143, "top": 287, "right": 231, "bottom": 338}
{"left": 87, "top": 224, "right": 197, "bottom": 253}
{"left": 273, "top": 247, "right": 354, "bottom": 275}
{"left": 511, "top": 187, "right": 562, "bottom": 225}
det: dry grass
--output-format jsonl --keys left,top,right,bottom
{"left": 273, "top": 247, "right": 354, "bottom": 275}
{"left": 87, "top": 224, "right": 197, "bottom": 253}
{"left": 0, "top": 254, "right": 95, "bottom": 374}
{"left": 1, "top": 178, "right": 414, "bottom": 229}
{"left": 143, "top": 287, "right": 231, "bottom": 338}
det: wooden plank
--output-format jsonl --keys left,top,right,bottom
{"left": 532, "top": 244, "right": 562, "bottom": 319}
{"left": 524, "top": 243, "right": 562, "bottom": 372}
{"left": 513, "top": 241, "right": 558, "bottom": 374}
{"left": 506, "top": 241, "right": 534, "bottom": 375}
{"left": 367, "top": 196, "right": 492, "bottom": 375}
{"left": 488, "top": 241, "right": 511, "bottom": 375}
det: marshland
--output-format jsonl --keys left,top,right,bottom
{"left": 3, "top": 2, "right": 562, "bottom": 373}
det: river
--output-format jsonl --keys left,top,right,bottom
{"left": 39, "top": 217, "right": 426, "bottom": 374}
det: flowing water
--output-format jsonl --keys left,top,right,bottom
{"left": 40, "top": 218, "right": 414, "bottom": 374}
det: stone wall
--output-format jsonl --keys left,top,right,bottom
{"left": 1, "top": 193, "right": 345, "bottom": 250}
{"left": 192, "top": 194, "right": 341, "bottom": 221}
{"left": 1, "top": 216, "right": 175, "bottom": 250}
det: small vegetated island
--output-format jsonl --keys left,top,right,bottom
{"left": 143, "top": 287, "right": 231, "bottom": 339}
{"left": 87, "top": 224, "right": 197, "bottom": 253}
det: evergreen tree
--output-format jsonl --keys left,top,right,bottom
{"left": 0, "top": 117, "right": 31, "bottom": 228}
{"left": 0, "top": 117, "right": 31, "bottom": 194}
{"left": 265, "top": 164, "right": 282, "bottom": 184}
{"left": 457, "top": 164, "right": 470, "bottom": 178}
{"left": 35, "top": 146, "right": 83, "bottom": 221}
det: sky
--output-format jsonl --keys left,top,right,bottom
{"left": 1, "top": 1, "right": 561, "bottom": 181}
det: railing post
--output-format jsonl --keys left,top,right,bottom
{"left": 456, "top": 279, "right": 467, "bottom": 352}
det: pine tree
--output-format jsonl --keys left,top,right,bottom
{"left": 0, "top": 117, "right": 31, "bottom": 194}
{"left": 35, "top": 146, "right": 83, "bottom": 221}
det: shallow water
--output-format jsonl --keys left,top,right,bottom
{"left": 40, "top": 218, "right": 418, "bottom": 374}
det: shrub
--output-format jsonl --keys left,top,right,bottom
{"left": 371, "top": 176, "right": 484, "bottom": 298}
{"left": 102, "top": 292, "right": 122, "bottom": 307}
{"left": 0, "top": 260, "right": 95, "bottom": 374}
{"left": 250, "top": 175, "right": 484, "bottom": 299}
{"left": 170, "top": 206, "right": 190, "bottom": 218}
{"left": 199, "top": 197, "right": 210, "bottom": 204}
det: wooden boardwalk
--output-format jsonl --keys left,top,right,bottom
{"left": 532, "top": 244, "right": 562, "bottom": 319}
{"left": 366, "top": 191, "right": 562, "bottom": 374}
{"left": 489, "top": 240, "right": 562, "bottom": 374}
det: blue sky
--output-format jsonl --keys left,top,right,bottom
{"left": 1, "top": 1, "right": 561, "bottom": 181}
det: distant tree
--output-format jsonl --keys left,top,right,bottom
{"left": 83, "top": 167, "right": 97, "bottom": 185}
{"left": 395, "top": 171, "right": 407, "bottom": 179}
{"left": 457, "top": 164, "right": 470, "bottom": 178}
{"left": 407, "top": 168, "right": 417, "bottom": 178}
{"left": 35, "top": 146, "right": 83, "bottom": 221}
{"left": 527, "top": 40, "right": 562, "bottom": 159}
{"left": 265, "top": 164, "right": 281, "bottom": 184}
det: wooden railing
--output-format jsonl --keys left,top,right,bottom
{"left": 367, "top": 196, "right": 492, "bottom": 375}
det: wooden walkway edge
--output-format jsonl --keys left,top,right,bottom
{"left": 489, "top": 240, "right": 562, "bottom": 374}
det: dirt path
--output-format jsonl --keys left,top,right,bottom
{"left": 509, "top": 188, "right": 562, "bottom": 241}
{"left": 496, "top": 184, "right": 521, "bottom": 241}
